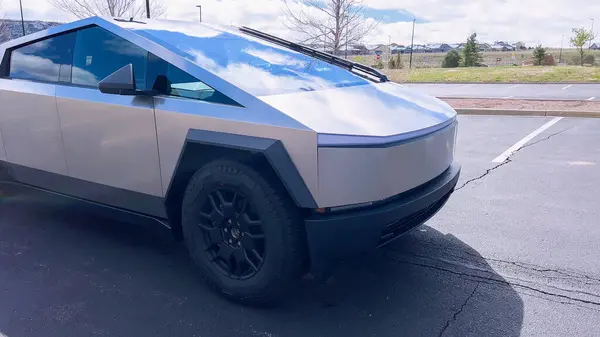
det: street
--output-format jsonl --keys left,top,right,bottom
{"left": 1, "top": 115, "right": 600, "bottom": 337}
{"left": 404, "top": 83, "right": 600, "bottom": 101}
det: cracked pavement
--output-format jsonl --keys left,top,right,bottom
{"left": 1, "top": 116, "right": 600, "bottom": 337}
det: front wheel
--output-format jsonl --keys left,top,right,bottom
{"left": 181, "top": 159, "right": 307, "bottom": 305}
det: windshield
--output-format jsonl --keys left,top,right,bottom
{"left": 131, "top": 23, "right": 370, "bottom": 96}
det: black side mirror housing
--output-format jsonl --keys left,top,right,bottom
{"left": 98, "top": 64, "right": 158, "bottom": 96}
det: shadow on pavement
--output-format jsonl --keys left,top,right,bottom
{"left": 0, "top": 188, "right": 524, "bottom": 337}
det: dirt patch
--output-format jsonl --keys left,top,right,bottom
{"left": 442, "top": 98, "right": 600, "bottom": 112}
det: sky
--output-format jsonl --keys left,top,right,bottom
{"left": 2, "top": 0, "right": 599, "bottom": 47}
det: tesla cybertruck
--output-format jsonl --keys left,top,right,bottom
{"left": 0, "top": 16, "right": 460, "bottom": 304}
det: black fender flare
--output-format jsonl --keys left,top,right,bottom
{"left": 164, "top": 129, "right": 317, "bottom": 233}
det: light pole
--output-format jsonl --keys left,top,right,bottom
{"left": 388, "top": 35, "right": 391, "bottom": 63}
{"left": 19, "top": 0, "right": 25, "bottom": 36}
{"left": 344, "top": 14, "right": 349, "bottom": 59}
{"left": 145, "top": 0, "right": 150, "bottom": 18}
{"left": 409, "top": 18, "right": 416, "bottom": 69}
{"left": 591, "top": 18, "right": 595, "bottom": 49}
{"left": 196, "top": 5, "right": 202, "bottom": 22}
{"left": 559, "top": 34, "right": 564, "bottom": 64}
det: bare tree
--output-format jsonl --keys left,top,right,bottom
{"left": 0, "top": 0, "right": 8, "bottom": 42}
{"left": 49, "top": 0, "right": 166, "bottom": 19}
{"left": 283, "top": 0, "right": 378, "bottom": 54}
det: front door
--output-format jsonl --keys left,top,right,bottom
{"left": 56, "top": 26, "right": 163, "bottom": 198}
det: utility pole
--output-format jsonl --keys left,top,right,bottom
{"left": 196, "top": 5, "right": 202, "bottom": 22}
{"left": 146, "top": 0, "right": 150, "bottom": 18}
{"left": 345, "top": 15, "right": 349, "bottom": 59}
{"left": 19, "top": 0, "right": 26, "bottom": 36}
{"left": 409, "top": 18, "right": 416, "bottom": 69}
{"left": 388, "top": 35, "right": 391, "bottom": 63}
{"left": 559, "top": 34, "right": 564, "bottom": 64}
{"left": 591, "top": 18, "right": 595, "bottom": 49}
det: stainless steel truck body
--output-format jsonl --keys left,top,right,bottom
{"left": 0, "top": 16, "right": 460, "bottom": 304}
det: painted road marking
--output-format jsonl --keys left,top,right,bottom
{"left": 562, "top": 85, "right": 572, "bottom": 90}
{"left": 492, "top": 117, "right": 563, "bottom": 163}
{"left": 587, "top": 97, "right": 596, "bottom": 101}
{"left": 507, "top": 84, "right": 521, "bottom": 89}
{"left": 503, "top": 96, "right": 514, "bottom": 99}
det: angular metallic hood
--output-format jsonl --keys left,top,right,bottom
{"left": 258, "top": 82, "right": 456, "bottom": 137}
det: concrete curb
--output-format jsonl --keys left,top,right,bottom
{"left": 455, "top": 108, "right": 600, "bottom": 118}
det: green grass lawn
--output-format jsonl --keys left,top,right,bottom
{"left": 384, "top": 66, "right": 600, "bottom": 83}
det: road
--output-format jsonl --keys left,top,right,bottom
{"left": 1, "top": 116, "right": 600, "bottom": 336}
{"left": 403, "top": 83, "right": 600, "bottom": 101}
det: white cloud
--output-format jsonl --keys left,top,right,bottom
{"left": 2, "top": 0, "right": 599, "bottom": 47}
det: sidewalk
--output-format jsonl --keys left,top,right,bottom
{"left": 442, "top": 98, "right": 600, "bottom": 117}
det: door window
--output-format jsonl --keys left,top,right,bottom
{"left": 9, "top": 32, "right": 76, "bottom": 83}
{"left": 72, "top": 26, "right": 147, "bottom": 89}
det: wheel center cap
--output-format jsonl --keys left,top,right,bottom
{"left": 231, "top": 227, "right": 240, "bottom": 239}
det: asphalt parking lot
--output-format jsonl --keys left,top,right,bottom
{"left": 1, "top": 115, "right": 600, "bottom": 337}
{"left": 404, "top": 83, "right": 600, "bottom": 101}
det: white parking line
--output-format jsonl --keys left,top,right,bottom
{"left": 492, "top": 117, "right": 563, "bottom": 163}
{"left": 562, "top": 85, "right": 572, "bottom": 90}
{"left": 588, "top": 97, "right": 596, "bottom": 101}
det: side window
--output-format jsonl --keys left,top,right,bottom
{"left": 72, "top": 26, "right": 147, "bottom": 89}
{"left": 9, "top": 33, "right": 76, "bottom": 83}
{"left": 147, "top": 53, "right": 240, "bottom": 106}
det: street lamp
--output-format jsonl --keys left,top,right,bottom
{"left": 591, "top": 18, "right": 595, "bottom": 49}
{"left": 196, "top": 5, "right": 202, "bottom": 22}
{"left": 344, "top": 14, "right": 349, "bottom": 59}
{"left": 19, "top": 0, "right": 25, "bottom": 36}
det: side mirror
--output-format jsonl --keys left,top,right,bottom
{"left": 98, "top": 64, "right": 157, "bottom": 96}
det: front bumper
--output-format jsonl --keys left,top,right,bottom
{"left": 304, "top": 163, "right": 461, "bottom": 269}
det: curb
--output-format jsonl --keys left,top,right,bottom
{"left": 455, "top": 108, "right": 600, "bottom": 118}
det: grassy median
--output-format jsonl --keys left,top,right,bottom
{"left": 384, "top": 66, "right": 600, "bottom": 83}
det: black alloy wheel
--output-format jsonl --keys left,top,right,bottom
{"left": 198, "top": 188, "right": 266, "bottom": 279}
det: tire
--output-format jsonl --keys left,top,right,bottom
{"left": 181, "top": 159, "right": 307, "bottom": 305}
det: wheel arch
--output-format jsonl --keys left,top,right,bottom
{"left": 165, "top": 129, "right": 317, "bottom": 239}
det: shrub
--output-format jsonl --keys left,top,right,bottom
{"left": 543, "top": 53, "right": 556, "bottom": 66}
{"left": 442, "top": 50, "right": 461, "bottom": 68}
{"left": 533, "top": 45, "right": 547, "bottom": 66}
{"left": 583, "top": 54, "right": 595, "bottom": 65}
{"left": 373, "top": 60, "right": 384, "bottom": 69}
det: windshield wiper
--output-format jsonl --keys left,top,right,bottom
{"left": 238, "top": 26, "right": 388, "bottom": 83}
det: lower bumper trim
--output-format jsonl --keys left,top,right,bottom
{"left": 304, "top": 163, "right": 461, "bottom": 269}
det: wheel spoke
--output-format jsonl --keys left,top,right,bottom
{"left": 244, "top": 250, "right": 260, "bottom": 272}
{"left": 241, "top": 232, "right": 263, "bottom": 250}
{"left": 231, "top": 249, "right": 246, "bottom": 276}
{"left": 250, "top": 248, "right": 264, "bottom": 263}
{"left": 215, "top": 243, "right": 234, "bottom": 262}
{"left": 204, "top": 227, "right": 223, "bottom": 246}
{"left": 210, "top": 209, "right": 225, "bottom": 227}
{"left": 237, "top": 213, "right": 261, "bottom": 232}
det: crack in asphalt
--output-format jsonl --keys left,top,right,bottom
{"left": 393, "top": 248, "right": 600, "bottom": 285}
{"left": 387, "top": 256, "right": 600, "bottom": 307}
{"left": 518, "top": 126, "right": 575, "bottom": 150}
{"left": 438, "top": 282, "right": 480, "bottom": 337}
{"left": 455, "top": 125, "right": 574, "bottom": 191}
{"left": 455, "top": 159, "right": 512, "bottom": 190}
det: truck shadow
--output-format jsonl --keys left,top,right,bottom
{"left": 0, "top": 188, "right": 523, "bottom": 337}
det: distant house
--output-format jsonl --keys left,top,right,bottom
{"left": 391, "top": 45, "right": 405, "bottom": 54}
{"left": 591, "top": 43, "right": 600, "bottom": 50}
{"left": 449, "top": 43, "right": 465, "bottom": 50}
{"left": 426, "top": 43, "right": 452, "bottom": 53}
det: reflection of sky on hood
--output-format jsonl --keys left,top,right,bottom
{"left": 121, "top": 21, "right": 369, "bottom": 96}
